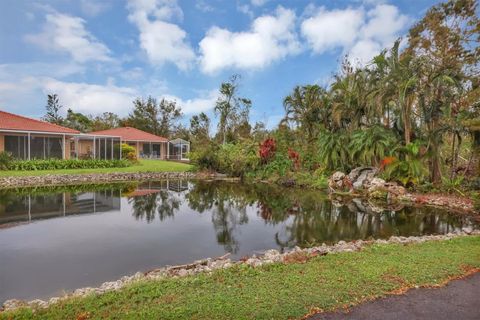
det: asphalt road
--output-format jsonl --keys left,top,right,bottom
{"left": 309, "top": 272, "right": 480, "bottom": 320}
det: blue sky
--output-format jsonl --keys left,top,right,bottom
{"left": 0, "top": 0, "right": 441, "bottom": 129}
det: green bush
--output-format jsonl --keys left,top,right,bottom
{"left": 0, "top": 151, "right": 14, "bottom": 170}
{"left": 120, "top": 143, "right": 138, "bottom": 162}
{"left": 256, "top": 153, "right": 293, "bottom": 179}
{"left": 5, "top": 159, "right": 131, "bottom": 171}
{"left": 190, "top": 141, "right": 259, "bottom": 177}
{"left": 382, "top": 142, "right": 428, "bottom": 186}
{"left": 190, "top": 142, "right": 221, "bottom": 172}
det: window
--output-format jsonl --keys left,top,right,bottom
{"left": 4, "top": 135, "right": 27, "bottom": 159}
{"left": 30, "top": 136, "right": 63, "bottom": 159}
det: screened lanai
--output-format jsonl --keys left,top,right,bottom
{"left": 71, "top": 134, "right": 122, "bottom": 160}
{"left": 168, "top": 138, "right": 190, "bottom": 160}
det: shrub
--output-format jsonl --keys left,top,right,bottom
{"left": 120, "top": 143, "right": 138, "bottom": 162}
{"left": 288, "top": 148, "right": 300, "bottom": 170}
{"left": 257, "top": 153, "right": 293, "bottom": 179}
{"left": 190, "top": 142, "right": 221, "bottom": 172}
{"left": 382, "top": 142, "right": 428, "bottom": 186}
{"left": 5, "top": 159, "right": 131, "bottom": 171}
{"left": 190, "top": 141, "right": 259, "bottom": 177}
{"left": 0, "top": 151, "right": 13, "bottom": 170}
{"left": 259, "top": 138, "right": 276, "bottom": 164}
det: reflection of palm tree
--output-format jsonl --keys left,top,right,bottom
{"left": 188, "top": 180, "right": 251, "bottom": 253}
{"left": 211, "top": 198, "right": 248, "bottom": 254}
{"left": 130, "top": 194, "right": 158, "bottom": 223}
{"left": 157, "top": 191, "right": 180, "bottom": 221}
{"left": 128, "top": 190, "right": 181, "bottom": 223}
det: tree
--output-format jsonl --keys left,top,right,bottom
{"left": 405, "top": 0, "right": 480, "bottom": 183}
{"left": 214, "top": 75, "right": 252, "bottom": 144}
{"left": 158, "top": 98, "right": 183, "bottom": 137}
{"left": 43, "top": 94, "right": 64, "bottom": 125}
{"left": 64, "top": 109, "right": 92, "bottom": 132}
{"left": 190, "top": 112, "right": 211, "bottom": 142}
{"left": 125, "top": 96, "right": 160, "bottom": 134}
{"left": 91, "top": 112, "right": 121, "bottom": 131}
{"left": 124, "top": 96, "right": 182, "bottom": 137}
{"left": 283, "top": 84, "right": 329, "bottom": 141}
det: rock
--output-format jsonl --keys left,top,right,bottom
{"left": 462, "top": 226, "right": 473, "bottom": 234}
{"left": 29, "top": 299, "right": 48, "bottom": 309}
{"left": 0, "top": 172, "right": 196, "bottom": 189}
{"left": 245, "top": 258, "right": 263, "bottom": 267}
{"left": 2, "top": 299, "right": 27, "bottom": 311}
{"left": 369, "top": 177, "right": 386, "bottom": 188}
{"left": 328, "top": 171, "right": 346, "bottom": 191}
{"left": 348, "top": 167, "right": 378, "bottom": 190}
{"left": 177, "top": 269, "right": 188, "bottom": 277}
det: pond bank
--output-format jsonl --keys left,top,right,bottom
{"left": 0, "top": 172, "right": 196, "bottom": 189}
{"left": 2, "top": 230, "right": 479, "bottom": 317}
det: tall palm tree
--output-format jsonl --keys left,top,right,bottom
{"left": 283, "top": 85, "right": 329, "bottom": 142}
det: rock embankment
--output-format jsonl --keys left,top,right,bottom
{"left": 0, "top": 172, "right": 196, "bottom": 189}
{"left": 328, "top": 167, "right": 476, "bottom": 213}
{"left": 2, "top": 230, "right": 478, "bottom": 312}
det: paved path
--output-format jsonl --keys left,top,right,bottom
{"left": 310, "top": 272, "right": 480, "bottom": 320}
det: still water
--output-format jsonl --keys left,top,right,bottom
{"left": 0, "top": 180, "right": 476, "bottom": 302}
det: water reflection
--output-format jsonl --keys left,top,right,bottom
{"left": 0, "top": 190, "right": 120, "bottom": 226}
{"left": 0, "top": 179, "right": 477, "bottom": 303}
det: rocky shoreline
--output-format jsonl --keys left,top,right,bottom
{"left": 2, "top": 230, "right": 478, "bottom": 313}
{"left": 328, "top": 167, "right": 477, "bottom": 213}
{"left": 0, "top": 172, "right": 196, "bottom": 189}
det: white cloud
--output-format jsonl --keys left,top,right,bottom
{"left": 361, "top": 4, "right": 409, "bottom": 45}
{"left": 301, "top": 8, "right": 364, "bottom": 54}
{"left": 127, "top": 0, "right": 195, "bottom": 70}
{"left": 199, "top": 6, "right": 301, "bottom": 73}
{"left": 195, "top": 0, "right": 214, "bottom": 13}
{"left": 251, "top": 0, "right": 270, "bottom": 7}
{"left": 25, "top": 12, "right": 111, "bottom": 63}
{"left": 80, "top": 0, "right": 110, "bottom": 17}
{"left": 301, "top": 4, "right": 409, "bottom": 66}
{"left": 41, "top": 78, "right": 137, "bottom": 115}
{"left": 161, "top": 90, "right": 218, "bottom": 114}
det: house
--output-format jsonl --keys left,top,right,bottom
{"left": 0, "top": 110, "right": 190, "bottom": 160}
{"left": 90, "top": 127, "right": 190, "bottom": 160}
{"left": 0, "top": 110, "right": 121, "bottom": 160}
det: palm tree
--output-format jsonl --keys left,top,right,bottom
{"left": 372, "top": 40, "right": 418, "bottom": 145}
{"left": 283, "top": 85, "right": 329, "bottom": 142}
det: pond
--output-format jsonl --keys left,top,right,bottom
{"left": 0, "top": 179, "right": 477, "bottom": 303}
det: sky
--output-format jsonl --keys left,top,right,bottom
{"left": 0, "top": 0, "right": 442, "bottom": 129}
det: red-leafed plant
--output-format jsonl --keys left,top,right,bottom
{"left": 259, "top": 138, "right": 276, "bottom": 163}
{"left": 380, "top": 156, "right": 396, "bottom": 170}
{"left": 288, "top": 148, "right": 300, "bottom": 170}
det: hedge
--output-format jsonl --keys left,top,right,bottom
{"left": 3, "top": 159, "right": 131, "bottom": 171}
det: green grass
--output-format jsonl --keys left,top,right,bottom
{"left": 0, "top": 160, "right": 192, "bottom": 177}
{"left": 3, "top": 236, "right": 479, "bottom": 320}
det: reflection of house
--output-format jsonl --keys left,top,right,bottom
{"left": 130, "top": 180, "right": 190, "bottom": 195}
{"left": 167, "top": 179, "right": 189, "bottom": 192}
{"left": 90, "top": 127, "right": 190, "bottom": 160}
{"left": 0, "top": 110, "right": 121, "bottom": 160}
{"left": 0, "top": 190, "right": 121, "bottom": 225}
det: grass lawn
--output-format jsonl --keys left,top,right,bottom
{"left": 0, "top": 160, "right": 192, "bottom": 177}
{"left": 3, "top": 236, "right": 479, "bottom": 320}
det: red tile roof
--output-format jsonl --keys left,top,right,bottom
{"left": 90, "top": 127, "right": 168, "bottom": 142}
{"left": 0, "top": 110, "right": 80, "bottom": 134}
